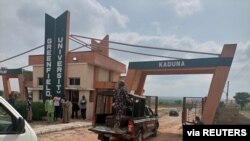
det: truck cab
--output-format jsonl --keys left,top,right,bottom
{"left": 89, "top": 91, "right": 158, "bottom": 141}
{"left": 0, "top": 96, "right": 37, "bottom": 141}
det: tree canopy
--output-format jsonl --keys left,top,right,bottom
{"left": 233, "top": 92, "right": 250, "bottom": 110}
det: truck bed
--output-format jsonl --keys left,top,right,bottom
{"left": 105, "top": 115, "right": 129, "bottom": 128}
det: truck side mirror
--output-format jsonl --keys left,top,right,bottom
{"left": 16, "top": 117, "right": 25, "bottom": 133}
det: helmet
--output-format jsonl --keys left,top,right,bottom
{"left": 119, "top": 80, "right": 125, "bottom": 87}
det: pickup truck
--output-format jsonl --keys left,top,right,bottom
{"left": 0, "top": 96, "right": 37, "bottom": 141}
{"left": 89, "top": 91, "right": 159, "bottom": 141}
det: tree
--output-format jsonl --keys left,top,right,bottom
{"left": 233, "top": 92, "right": 250, "bottom": 110}
{"left": 174, "top": 100, "right": 182, "bottom": 106}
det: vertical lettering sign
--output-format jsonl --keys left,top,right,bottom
{"left": 43, "top": 14, "right": 55, "bottom": 102}
{"left": 43, "top": 11, "right": 69, "bottom": 102}
{"left": 54, "top": 11, "right": 69, "bottom": 99}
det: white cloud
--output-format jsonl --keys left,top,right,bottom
{"left": 109, "top": 32, "right": 221, "bottom": 60}
{"left": 228, "top": 41, "right": 250, "bottom": 97}
{"left": 65, "top": 0, "right": 129, "bottom": 36}
{"left": 0, "top": 0, "right": 249, "bottom": 99}
{"left": 13, "top": 0, "right": 129, "bottom": 36}
{"left": 150, "top": 21, "right": 162, "bottom": 34}
{"left": 0, "top": 0, "right": 129, "bottom": 91}
{"left": 145, "top": 75, "right": 212, "bottom": 97}
{"left": 108, "top": 32, "right": 250, "bottom": 97}
{"left": 166, "top": 0, "right": 203, "bottom": 17}
{"left": 0, "top": 0, "right": 129, "bottom": 66}
{"left": 109, "top": 6, "right": 129, "bottom": 28}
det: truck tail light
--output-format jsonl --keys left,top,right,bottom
{"left": 128, "top": 121, "right": 134, "bottom": 133}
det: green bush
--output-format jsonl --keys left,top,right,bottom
{"left": 159, "top": 99, "right": 183, "bottom": 107}
{"left": 14, "top": 100, "right": 26, "bottom": 118}
{"left": 14, "top": 100, "right": 46, "bottom": 121}
{"left": 32, "top": 102, "right": 46, "bottom": 120}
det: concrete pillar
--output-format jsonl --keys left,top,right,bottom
{"left": 2, "top": 75, "right": 11, "bottom": 99}
{"left": 202, "top": 44, "right": 237, "bottom": 124}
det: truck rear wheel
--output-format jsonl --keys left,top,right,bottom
{"left": 151, "top": 128, "right": 157, "bottom": 137}
{"left": 133, "top": 130, "right": 143, "bottom": 141}
{"left": 102, "top": 136, "right": 110, "bottom": 141}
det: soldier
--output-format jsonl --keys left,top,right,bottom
{"left": 113, "top": 80, "right": 130, "bottom": 132}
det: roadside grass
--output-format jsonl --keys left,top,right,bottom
{"left": 214, "top": 105, "right": 250, "bottom": 124}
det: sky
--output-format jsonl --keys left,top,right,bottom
{"left": 0, "top": 0, "right": 249, "bottom": 99}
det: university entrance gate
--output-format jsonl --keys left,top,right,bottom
{"left": 125, "top": 44, "right": 237, "bottom": 124}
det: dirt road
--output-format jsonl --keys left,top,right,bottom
{"left": 38, "top": 111, "right": 182, "bottom": 141}
{"left": 146, "top": 114, "right": 182, "bottom": 141}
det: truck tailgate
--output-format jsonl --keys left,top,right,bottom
{"left": 88, "top": 126, "right": 126, "bottom": 135}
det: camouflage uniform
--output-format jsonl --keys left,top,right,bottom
{"left": 113, "top": 81, "right": 129, "bottom": 128}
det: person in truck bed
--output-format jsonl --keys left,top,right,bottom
{"left": 113, "top": 80, "right": 130, "bottom": 132}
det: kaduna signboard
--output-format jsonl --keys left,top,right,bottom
{"left": 43, "top": 11, "right": 69, "bottom": 101}
{"left": 128, "top": 57, "right": 234, "bottom": 70}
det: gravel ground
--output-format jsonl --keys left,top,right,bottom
{"left": 38, "top": 108, "right": 182, "bottom": 141}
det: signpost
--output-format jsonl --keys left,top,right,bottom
{"left": 0, "top": 68, "right": 23, "bottom": 75}
{"left": 43, "top": 11, "right": 70, "bottom": 102}
{"left": 128, "top": 57, "right": 234, "bottom": 70}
